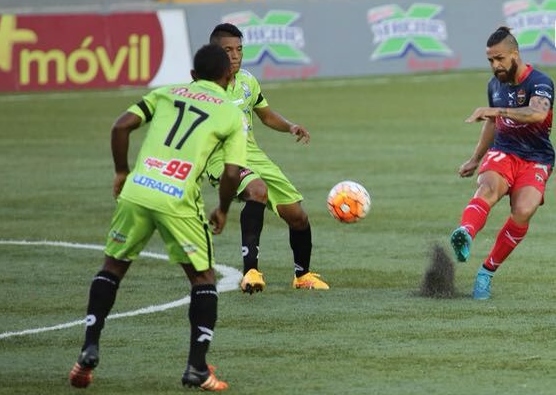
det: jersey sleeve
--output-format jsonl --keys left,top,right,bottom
{"left": 127, "top": 89, "right": 159, "bottom": 124}
{"left": 487, "top": 79, "right": 494, "bottom": 107}
{"left": 250, "top": 76, "right": 269, "bottom": 110}
{"left": 221, "top": 109, "right": 248, "bottom": 168}
{"left": 530, "top": 75, "right": 554, "bottom": 107}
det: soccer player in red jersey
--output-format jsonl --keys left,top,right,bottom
{"left": 450, "top": 26, "right": 554, "bottom": 299}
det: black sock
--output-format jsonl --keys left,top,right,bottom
{"left": 290, "top": 224, "right": 312, "bottom": 277}
{"left": 83, "top": 270, "right": 120, "bottom": 349}
{"left": 240, "top": 201, "right": 265, "bottom": 274}
{"left": 187, "top": 284, "right": 218, "bottom": 371}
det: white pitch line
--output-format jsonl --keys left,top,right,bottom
{"left": 0, "top": 239, "right": 241, "bottom": 339}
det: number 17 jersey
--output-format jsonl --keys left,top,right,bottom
{"left": 120, "top": 80, "right": 248, "bottom": 217}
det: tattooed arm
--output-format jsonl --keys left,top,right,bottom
{"left": 466, "top": 96, "right": 551, "bottom": 124}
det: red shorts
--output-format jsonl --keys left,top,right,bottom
{"left": 479, "top": 149, "right": 552, "bottom": 195}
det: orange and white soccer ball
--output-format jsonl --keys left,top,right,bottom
{"left": 327, "top": 181, "right": 371, "bottom": 223}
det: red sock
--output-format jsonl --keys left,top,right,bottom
{"left": 460, "top": 197, "right": 490, "bottom": 238}
{"left": 483, "top": 217, "right": 528, "bottom": 271}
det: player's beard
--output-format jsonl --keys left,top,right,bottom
{"left": 494, "top": 59, "right": 518, "bottom": 83}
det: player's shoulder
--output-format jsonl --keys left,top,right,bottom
{"left": 156, "top": 83, "right": 186, "bottom": 93}
{"left": 237, "top": 68, "right": 256, "bottom": 79}
{"left": 171, "top": 81, "right": 232, "bottom": 102}
{"left": 237, "top": 68, "right": 260, "bottom": 84}
{"left": 140, "top": 85, "right": 169, "bottom": 99}
{"left": 487, "top": 75, "right": 500, "bottom": 90}
{"left": 528, "top": 68, "right": 554, "bottom": 87}
{"left": 220, "top": 99, "right": 245, "bottom": 115}
{"left": 147, "top": 83, "right": 188, "bottom": 99}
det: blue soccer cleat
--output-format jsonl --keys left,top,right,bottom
{"left": 450, "top": 227, "right": 472, "bottom": 262}
{"left": 473, "top": 267, "right": 494, "bottom": 300}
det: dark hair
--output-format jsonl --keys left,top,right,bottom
{"left": 209, "top": 23, "right": 243, "bottom": 43}
{"left": 486, "top": 26, "right": 519, "bottom": 49}
{"left": 193, "top": 44, "right": 230, "bottom": 81}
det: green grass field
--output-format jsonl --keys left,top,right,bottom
{"left": 1, "top": 70, "right": 556, "bottom": 395}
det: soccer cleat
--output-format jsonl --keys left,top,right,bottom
{"left": 240, "top": 269, "right": 266, "bottom": 294}
{"left": 450, "top": 226, "right": 472, "bottom": 262}
{"left": 292, "top": 272, "right": 330, "bottom": 290}
{"left": 182, "top": 364, "right": 229, "bottom": 391}
{"left": 69, "top": 344, "right": 99, "bottom": 388}
{"left": 473, "top": 266, "right": 494, "bottom": 300}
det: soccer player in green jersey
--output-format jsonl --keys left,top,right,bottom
{"left": 207, "top": 23, "right": 329, "bottom": 293}
{"left": 69, "top": 44, "right": 247, "bottom": 391}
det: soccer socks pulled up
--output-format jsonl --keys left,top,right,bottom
{"left": 240, "top": 201, "right": 265, "bottom": 274}
{"left": 483, "top": 217, "right": 528, "bottom": 271}
{"left": 290, "top": 224, "right": 312, "bottom": 277}
{"left": 187, "top": 284, "right": 218, "bottom": 371}
{"left": 460, "top": 197, "right": 491, "bottom": 238}
{"left": 83, "top": 270, "right": 120, "bottom": 349}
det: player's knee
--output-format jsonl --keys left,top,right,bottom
{"left": 278, "top": 204, "right": 308, "bottom": 230}
{"left": 475, "top": 184, "right": 501, "bottom": 204}
{"left": 291, "top": 214, "right": 309, "bottom": 230}
{"left": 102, "top": 255, "right": 130, "bottom": 280}
{"left": 182, "top": 265, "right": 217, "bottom": 286}
{"left": 241, "top": 179, "right": 268, "bottom": 203}
{"left": 511, "top": 205, "right": 536, "bottom": 223}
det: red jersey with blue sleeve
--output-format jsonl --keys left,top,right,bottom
{"left": 487, "top": 65, "right": 555, "bottom": 166}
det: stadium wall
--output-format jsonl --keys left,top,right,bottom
{"left": 1, "top": 0, "right": 555, "bottom": 92}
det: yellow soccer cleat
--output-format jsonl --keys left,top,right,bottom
{"left": 240, "top": 269, "right": 266, "bottom": 294}
{"left": 293, "top": 272, "right": 330, "bottom": 290}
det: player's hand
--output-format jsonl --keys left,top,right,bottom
{"left": 465, "top": 107, "right": 498, "bottom": 123}
{"left": 113, "top": 171, "right": 129, "bottom": 198}
{"left": 289, "top": 124, "right": 310, "bottom": 144}
{"left": 458, "top": 158, "right": 480, "bottom": 178}
{"left": 209, "top": 207, "right": 227, "bottom": 235}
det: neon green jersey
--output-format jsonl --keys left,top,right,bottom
{"left": 120, "top": 80, "right": 248, "bottom": 217}
{"left": 227, "top": 69, "right": 269, "bottom": 150}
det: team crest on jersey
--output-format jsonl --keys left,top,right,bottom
{"left": 517, "top": 89, "right": 526, "bottom": 105}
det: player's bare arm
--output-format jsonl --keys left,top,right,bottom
{"left": 459, "top": 117, "right": 496, "bottom": 178}
{"left": 467, "top": 96, "right": 550, "bottom": 124}
{"left": 465, "top": 107, "right": 498, "bottom": 122}
{"left": 497, "top": 95, "right": 551, "bottom": 123}
{"left": 254, "top": 106, "right": 310, "bottom": 144}
{"left": 111, "top": 112, "right": 142, "bottom": 197}
{"left": 210, "top": 163, "right": 241, "bottom": 234}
